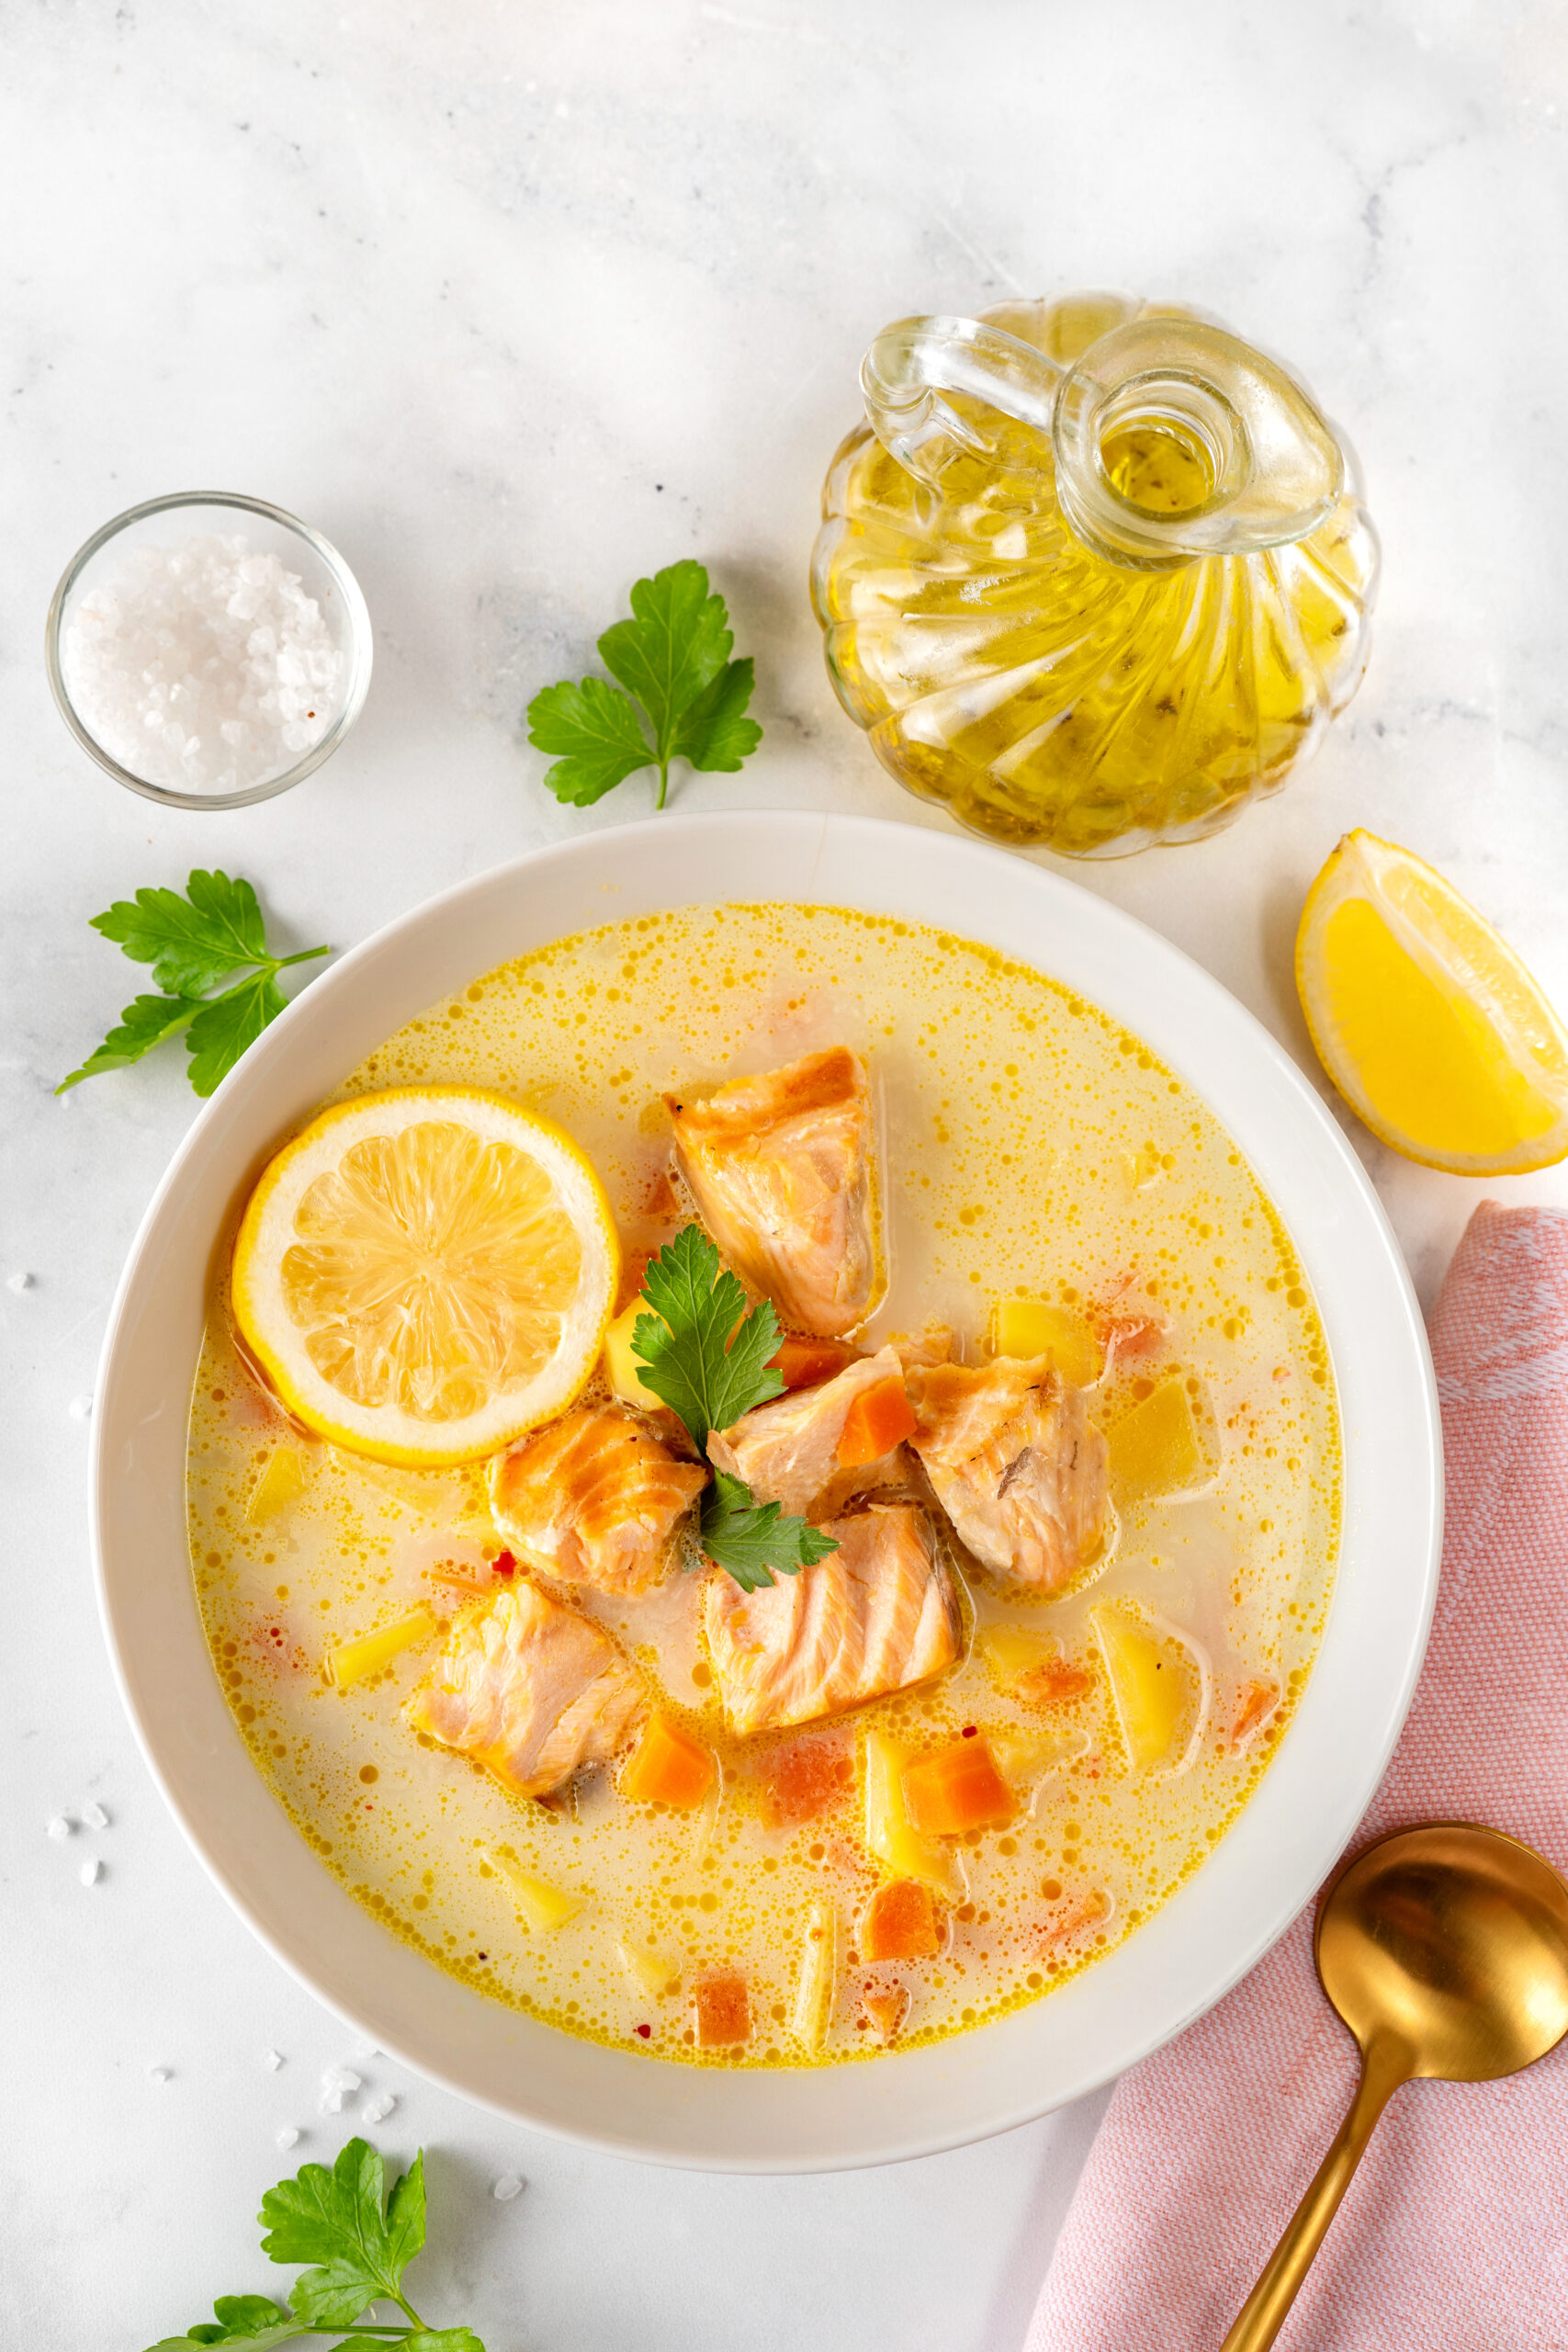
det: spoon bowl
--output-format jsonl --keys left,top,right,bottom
{"left": 1317, "top": 1822, "right": 1568, "bottom": 2084}
{"left": 1224, "top": 1821, "right": 1568, "bottom": 2351}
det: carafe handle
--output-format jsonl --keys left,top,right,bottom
{"left": 859, "top": 314, "right": 1064, "bottom": 490}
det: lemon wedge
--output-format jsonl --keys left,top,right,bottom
{"left": 1296, "top": 831, "right": 1568, "bottom": 1175}
{"left": 231, "top": 1086, "right": 619, "bottom": 1466}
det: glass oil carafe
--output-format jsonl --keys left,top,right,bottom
{"left": 811, "top": 294, "right": 1379, "bottom": 856}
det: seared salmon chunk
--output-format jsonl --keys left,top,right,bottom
{"left": 907, "top": 1355, "right": 1110, "bottom": 1595}
{"left": 408, "top": 1581, "right": 645, "bottom": 1797}
{"left": 704, "top": 1502, "right": 959, "bottom": 1736}
{"left": 487, "top": 1403, "right": 708, "bottom": 1597}
{"left": 666, "top": 1046, "right": 878, "bottom": 1337}
{"left": 709, "top": 1343, "right": 920, "bottom": 1524}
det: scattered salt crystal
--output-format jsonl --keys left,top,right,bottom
{"left": 319, "top": 2065, "right": 362, "bottom": 2113}
{"left": 265, "top": 2049, "right": 285, "bottom": 2072}
{"left": 80, "top": 1858, "right": 103, "bottom": 1885}
{"left": 69, "top": 1395, "right": 93, "bottom": 1420}
{"left": 362, "top": 2093, "right": 396, "bottom": 2124}
{"left": 46, "top": 1815, "right": 73, "bottom": 1840}
{"left": 82, "top": 1801, "right": 109, "bottom": 1829}
{"left": 276, "top": 2126, "right": 301, "bottom": 2151}
{"left": 7, "top": 1272, "right": 34, "bottom": 1293}
{"left": 148, "top": 2065, "right": 172, "bottom": 2083}
{"left": 491, "top": 2175, "right": 525, "bottom": 2201}
{"left": 62, "top": 534, "right": 346, "bottom": 796}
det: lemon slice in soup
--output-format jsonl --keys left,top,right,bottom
{"left": 231, "top": 1087, "right": 619, "bottom": 1467}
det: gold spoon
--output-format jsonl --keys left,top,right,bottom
{"left": 1221, "top": 1821, "right": 1568, "bottom": 2352}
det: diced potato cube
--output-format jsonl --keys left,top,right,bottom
{"left": 246, "top": 1445, "right": 304, "bottom": 1523}
{"left": 861, "top": 1878, "right": 940, "bottom": 1962}
{"left": 617, "top": 1939, "right": 681, "bottom": 1998}
{"left": 1089, "top": 1605, "right": 1187, "bottom": 1770}
{"left": 791, "top": 1897, "right": 838, "bottom": 2052}
{"left": 325, "top": 1603, "right": 434, "bottom": 1689}
{"left": 992, "top": 1730, "right": 1083, "bottom": 1790}
{"left": 977, "top": 1623, "right": 1060, "bottom": 1684}
{"left": 986, "top": 1300, "right": 1103, "bottom": 1387}
{"left": 694, "top": 1969, "right": 750, "bottom": 2048}
{"left": 862, "top": 1729, "right": 964, "bottom": 1903}
{"left": 485, "top": 1847, "right": 585, "bottom": 1931}
{"left": 602, "top": 1297, "right": 665, "bottom": 1411}
{"left": 1107, "top": 1379, "right": 1205, "bottom": 1505}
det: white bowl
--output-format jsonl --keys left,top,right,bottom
{"left": 91, "top": 812, "right": 1441, "bottom": 2171}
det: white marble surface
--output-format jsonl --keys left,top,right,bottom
{"left": 6, "top": 5, "right": 1568, "bottom": 2346}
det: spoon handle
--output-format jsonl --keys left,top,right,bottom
{"left": 1218, "top": 2038, "right": 1410, "bottom": 2352}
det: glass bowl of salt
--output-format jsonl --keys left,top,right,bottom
{"left": 46, "top": 491, "right": 373, "bottom": 810}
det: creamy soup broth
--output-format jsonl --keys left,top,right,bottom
{"left": 187, "top": 902, "right": 1338, "bottom": 2066}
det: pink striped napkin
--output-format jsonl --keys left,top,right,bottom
{"left": 1024, "top": 1202, "right": 1568, "bottom": 2351}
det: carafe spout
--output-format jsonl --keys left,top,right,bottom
{"left": 1051, "top": 315, "right": 1345, "bottom": 569}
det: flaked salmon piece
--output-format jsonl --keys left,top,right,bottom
{"left": 710, "top": 1343, "right": 919, "bottom": 1524}
{"left": 407, "top": 1580, "right": 644, "bottom": 1797}
{"left": 704, "top": 1502, "right": 960, "bottom": 1736}
{"left": 665, "top": 1046, "right": 878, "bottom": 1338}
{"left": 487, "top": 1403, "right": 709, "bottom": 1597}
{"left": 889, "top": 1327, "right": 955, "bottom": 1373}
{"left": 907, "top": 1355, "right": 1110, "bottom": 1595}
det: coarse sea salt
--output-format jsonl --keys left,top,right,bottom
{"left": 62, "top": 534, "right": 344, "bottom": 795}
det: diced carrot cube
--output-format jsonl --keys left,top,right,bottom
{"left": 768, "top": 1335, "right": 864, "bottom": 1391}
{"left": 1015, "top": 1659, "right": 1097, "bottom": 1706}
{"left": 693, "top": 1970, "right": 750, "bottom": 2048}
{"left": 861, "top": 1878, "right": 941, "bottom": 1962}
{"left": 860, "top": 1984, "right": 909, "bottom": 2044}
{"left": 901, "top": 1738, "right": 1017, "bottom": 1836}
{"left": 620, "top": 1712, "right": 716, "bottom": 1810}
{"left": 836, "top": 1374, "right": 918, "bottom": 1468}
{"left": 1231, "top": 1678, "right": 1279, "bottom": 1747}
{"left": 757, "top": 1736, "right": 852, "bottom": 1827}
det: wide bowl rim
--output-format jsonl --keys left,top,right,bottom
{"left": 45, "top": 487, "right": 374, "bottom": 811}
{"left": 90, "top": 810, "right": 1442, "bottom": 2170}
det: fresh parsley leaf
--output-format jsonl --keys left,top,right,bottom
{"left": 525, "top": 676, "right": 657, "bottom": 806}
{"left": 700, "top": 1469, "right": 840, "bottom": 1593}
{"left": 185, "top": 970, "right": 288, "bottom": 1098}
{"left": 93, "top": 869, "right": 269, "bottom": 995}
{"left": 60, "top": 869, "right": 329, "bottom": 1098}
{"left": 211, "top": 2299, "right": 292, "bottom": 2334}
{"left": 141, "top": 2140, "right": 485, "bottom": 2350}
{"left": 144, "top": 2301, "right": 299, "bottom": 2352}
{"left": 631, "top": 1224, "right": 784, "bottom": 1455}
{"left": 628, "top": 1225, "right": 840, "bottom": 1590}
{"left": 57, "top": 992, "right": 208, "bottom": 1091}
{"left": 597, "top": 560, "right": 731, "bottom": 740}
{"left": 525, "top": 560, "right": 760, "bottom": 811}
{"left": 259, "top": 2140, "right": 422, "bottom": 2328}
{"left": 671, "top": 655, "right": 761, "bottom": 773}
